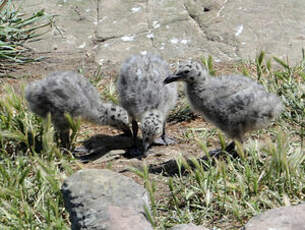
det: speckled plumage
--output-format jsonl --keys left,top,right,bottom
{"left": 164, "top": 61, "right": 283, "bottom": 143}
{"left": 25, "top": 71, "right": 131, "bottom": 147}
{"left": 117, "top": 53, "right": 177, "bottom": 155}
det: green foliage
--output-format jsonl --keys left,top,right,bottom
{"left": 201, "top": 55, "right": 216, "bottom": 76}
{"left": 155, "top": 133, "right": 304, "bottom": 229}
{"left": 129, "top": 165, "right": 157, "bottom": 227}
{"left": 64, "top": 113, "right": 81, "bottom": 151}
{"left": 85, "top": 65, "right": 119, "bottom": 105}
{"left": 0, "top": 0, "right": 54, "bottom": 72}
{"left": 0, "top": 85, "right": 75, "bottom": 228}
{"left": 100, "top": 78, "right": 119, "bottom": 104}
{"left": 254, "top": 51, "right": 305, "bottom": 146}
{"left": 86, "top": 65, "right": 104, "bottom": 87}
{"left": 167, "top": 98, "right": 198, "bottom": 123}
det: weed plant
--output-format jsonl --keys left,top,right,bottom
{"left": 0, "top": 85, "right": 75, "bottom": 229}
{"left": 0, "top": 0, "right": 53, "bottom": 74}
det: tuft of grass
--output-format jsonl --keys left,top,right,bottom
{"left": 201, "top": 55, "right": 216, "bottom": 76}
{"left": 0, "top": 85, "right": 76, "bottom": 228}
{"left": 82, "top": 65, "right": 119, "bottom": 105}
{"left": 0, "top": 0, "right": 54, "bottom": 74}
{"left": 129, "top": 165, "right": 157, "bottom": 228}
{"left": 254, "top": 52, "right": 305, "bottom": 147}
{"left": 154, "top": 132, "right": 304, "bottom": 229}
{"left": 87, "top": 65, "right": 104, "bottom": 87}
{"left": 64, "top": 113, "right": 81, "bottom": 151}
{"left": 100, "top": 78, "right": 119, "bottom": 104}
{"left": 168, "top": 98, "right": 198, "bottom": 123}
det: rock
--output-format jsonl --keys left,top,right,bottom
{"left": 61, "top": 169, "right": 153, "bottom": 230}
{"left": 244, "top": 203, "right": 305, "bottom": 230}
{"left": 169, "top": 223, "right": 208, "bottom": 230}
{"left": 18, "top": 0, "right": 305, "bottom": 73}
{"left": 18, "top": 0, "right": 97, "bottom": 53}
{"left": 95, "top": 0, "right": 305, "bottom": 68}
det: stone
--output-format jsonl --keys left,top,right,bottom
{"left": 18, "top": 0, "right": 97, "bottom": 53}
{"left": 169, "top": 223, "right": 208, "bottom": 230}
{"left": 244, "top": 203, "right": 305, "bottom": 230}
{"left": 18, "top": 0, "right": 305, "bottom": 71}
{"left": 95, "top": 0, "right": 305, "bottom": 68}
{"left": 61, "top": 169, "right": 153, "bottom": 230}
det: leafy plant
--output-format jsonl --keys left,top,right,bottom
{"left": 0, "top": 85, "right": 75, "bottom": 228}
{"left": 0, "top": 0, "right": 54, "bottom": 73}
{"left": 201, "top": 55, "right": 216, "bottom": 76}
{"left": 155, "top": 132, "right": 304, "bottom": 229}
{"left": 129, "top": 165, "right": 157, "bottom": 227}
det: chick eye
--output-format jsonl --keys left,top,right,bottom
{"left": 184, "top": 70, "right": 190, "bottom": 74}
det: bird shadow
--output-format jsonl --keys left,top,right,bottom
{"left": 148, "top": 155, "right": 211, "bottom": 176}
{"left": 148, "top": 146, "right": 239, "bottom": 177}
{"left": 73, "top": 134, "right": 143, "bottom": 163}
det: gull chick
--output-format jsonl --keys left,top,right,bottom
{"left": 25, "top": 71, "right": 131, "bottom": 148}
{"left": 164, "top": 60, "right": 283, "bottom": 155}
{"left": 117, "top": 53, "right": 177, "bottom": 156}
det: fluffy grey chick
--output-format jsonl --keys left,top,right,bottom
{"left": 164, "top": 60, "right": 283, "bottom": 155}
{"left": 25, "top": 71, "right": 131, "bottom": 148}
{"left": 117, "top": 53, "right": 177, "bottom": 156}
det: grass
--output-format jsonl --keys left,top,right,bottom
{"left": 153, "top": 133, "right": 304, "bottom": 229}
{"left": 0, "top": 85, "right": 77, "bottom": 229}
{"left": 0, "top": 0, "right": 54, "bottom": 74}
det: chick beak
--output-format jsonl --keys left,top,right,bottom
{"left": 164, "top": 74, "right": 182, "bottom": 84}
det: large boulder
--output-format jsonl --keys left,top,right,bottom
{"left": 19, "top": 0, "right": 305, "bottom": 70}
{"left": 95, "top": 0, "right": 305, "bottom": 68}
{"left": 61, "top": 169, "right": 153, "bottom": 230}
{"left": 245, "top": 203, "right": 305, "bottom": 230}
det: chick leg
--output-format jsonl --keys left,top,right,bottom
{"left": 131, "top": 119, "right": 138, "bottom": 146}
{"left": 125, "top": 119, "right": 144, "bottom": 157}
{"left": 207, "top": 141, "right": 237, "bottom": 158}
{"left": 153, "top": 122, "right": 176, "bottom": 146}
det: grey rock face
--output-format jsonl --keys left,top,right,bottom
{"left": 20, "top": 0, "right": 305, "bottom": 72}
{"left": 169, "top": 223, "right": 208, "bottom": 230}
{"left": 95, "top": 0, "right": 305, "bottom": 68}
{"left": 245, "top": 203, "right": 305, "bottom": 230}
{"left": 62, "top": 169, "right": 153, "bottom": 230}
{"left": 18, "top": 0, "right": 97, "bottom": 53}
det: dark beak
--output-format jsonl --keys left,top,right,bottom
{"left": 164, "top": 74, "right": 182, "bottom": 84}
